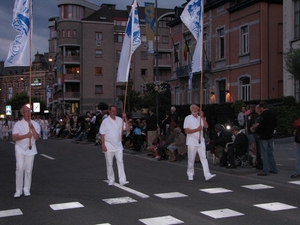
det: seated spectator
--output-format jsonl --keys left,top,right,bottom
{"left": 226, "top": 125, "right": 249, "bottom": 168}
{"left": 208, "top": 124, "right": 232, "bottom": 167}
{"left": 147, "top": 134, "right": 166, "bottom": 159}
{"left": 167, "top": 128, "right": 186, "bottom": 162}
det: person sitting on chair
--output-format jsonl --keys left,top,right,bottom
{"left": 226, "top": 125, "right": 248, "bottom": 168}
{"left": 209, "top": 124, "right": 232, "bottom": 167}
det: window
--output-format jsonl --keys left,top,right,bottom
{"left": 187, "top": 88, "right": 192, "bottom": 104}
{"left": 114, "top": 32, "right": 124, "bottom": 43}
{"left": 95, "top": 67, "right": 103, "bottom": 76}
{"left": 62, "top": 29, "right": 65, "bottom": 38}
{"left": 96, "top": 32, "right": 103, "bottom": 46}
{"left": 116, "top": 86, "right": 123, "bottom": 97}
{"left": 158, "top": 16, "right": 173, "bottom": 28}
{"left": 295, "top": 0, "right": 300, "bottom": 39}
{"left": 60, "top": 5, "right": 84, "bottom": 20}
{"left": 241, "top": 26, "right": 249, "bottom": 54}
{"left": 72, "top": 29, "right": 76, "bottom": 38}
{"left": 141, "top": 51, "right": 148, "bottom": 60}
{"left": 203, "top": 27, "right": 208, "bottom": 55}
{"left": 241, "top": 77, "right": 250, "bottom": 101}
{"left": 162, "top": 35, "right": 169, "bottom": 44}
{"left": 95, "top": 85, "right": 103, "bottom": 94}
{"left": 141, "top": 69, "right": 147, "bottom": 76}
{"left": 67, "top": 29, "right": 71, "bottom": 38}
{"left": 174, "top": 44, "right": 180, "bottom": 64}
{"left": 114, "top": 20, "right": 127, "bottom": 26}
{"left": 95, "top": 50, "right": 103, "bottom": 58}
{"left": 175, "top": 86, "right": 180, "bottom": 105}
{"left": 116, "top": 51, "right": 121, "bottom": 61}
{"left": 217, "top": 28, "right": 225, "bottom": 59}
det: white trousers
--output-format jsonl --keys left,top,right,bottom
{"left": 15, "top": 153, "right": 35, "bottom": 194}
{"left": 187, "top": 145, "right": 211, "bottom": 180}
{"left": 42, "top": 128, "right": 48, "bottom": 139}
{"left": 104, "top": 150, "right": 126, "bottom": 184}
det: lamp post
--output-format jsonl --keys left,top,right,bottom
{"left": 155, "top": 0, "right": 159, "bottom": 124}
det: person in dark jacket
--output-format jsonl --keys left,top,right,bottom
{"left": 226, "top": 125, "right": 249, "bottom": 168}
{"left": 252, "top": 102, "right": 278, "bottom": 176}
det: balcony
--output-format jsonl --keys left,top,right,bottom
{"left": 176, "top": 61, "right": 211, "bottom": 78}
{"left": 64, "top": 55, "right": 80, "bottom": 63}
{"left": 64, "top": 74, "right": 80, "bottom": 82}
{"left": 52, "top": 92, "right": 80, "bottom": 101}
{"left": 153, "top": 58, "right": 172, "bottom": 68}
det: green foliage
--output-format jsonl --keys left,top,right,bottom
{"left": 231, "top": 100, "right": 246, "bottom": 114}
{"left": 284, "top": 47, "right": 300, "bottom": 80}
{"left": 98, "top": 102, "right": 108, "bottom": 110}
{"left": 6, "top": 92, "right": 47, "bottom": 114}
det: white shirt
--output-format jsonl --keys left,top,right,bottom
{"left": 100, "top": 116, "right": 124, "bottom": 152}
{"left": 183, "top": 114, "right": 205, "bottom": 146}
{"left": 12, "top": 119, "right": 41, "bottom": 155}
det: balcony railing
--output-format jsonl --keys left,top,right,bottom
{"left": 64, "top": 55, "right": 80, "bottom": 62}
{"left": 176, "top": 61, "right": 211, "bottom": 78}
{"left": 154, "top": 58, "right": 172, "bottom": 67}
{"left": 64, "top": 74, "right": 80, "bottom": 82}
{"left": 52, "top": 92, "right": 80, "bottom": 101}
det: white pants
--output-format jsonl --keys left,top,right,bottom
{"left": 42, "top": 128, "right": 48, "bottom": 139}
{"left": 15, "top": 153, "right": 35, "bottom": 194}
{"left": 104, "top": 150, "right": 126, "bottom": 184}
{"left": 187, "top": 145, "right": 211, "bottom": 180}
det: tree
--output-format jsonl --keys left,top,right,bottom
{"left": 118, "top": 81, "right": 142, "bottom": 112}
{"left": 6, "top": 92, "right": 47, "bottom": 114}
{"left": 284, "top": 47, "right": 300, "bottom": 80}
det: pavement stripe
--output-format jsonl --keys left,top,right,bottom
{"left": 0, "top": 209, "right": 23, "bottom": 218}
{"left": 139, "top": 215, "right": 184, "bottom": 225}
{"left": 254, "top": 202, "right": 297, "bottom": 211}
{"left": 50, "top": 202, "right": 84, "bottom": 210}
{"left": 200, "top": 208, "right": 244, "bottom": 219}
{"left": 40, "top": 154, "right": 55, "bottom": 160}
{"left": 154, "top": 192, "right": 188, "bottom": 199}
{"left": 241, "top": 184, "right": 274, "bottom": 190}
{"left": 199, "top": 187, "right": 233, "bottom": 194}
{"left": 104, "top": 180, "right": 149, "bottom": 198}
{"left": 102, "top": 196, "right": 137, "bottom": 205}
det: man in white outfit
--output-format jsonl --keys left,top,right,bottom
{"left": 184, "top": 104, "right": 216, "bottom": 181}
{"left": 100, "top": 105, "right": 129, "bottom": 186}
{"left": 12, "top": 104, "right": 40, "bottom": 198}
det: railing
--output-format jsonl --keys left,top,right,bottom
{"left": 176, "top": 61, "right": 211, "bottom": 78}
{"left": 64, "top": 55, "right": 80, "bottom": 62}
{"left": 64, "top": 74, "right": 80, "bottom": 81}
{"left": 154, "top": 58, "right": 172, "bottom": 67}
{"left": 52, "top": 92, "right": 80, "bottom": 101}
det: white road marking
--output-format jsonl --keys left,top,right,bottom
{"left": 289, "top": 180, "right": 300, "bottom": 185}
{"left": 200, "top": 187, "right": 233, "bottom": 194}
{"left": 102, "top": 197, "right": 137, "bottom": 205}
{"left": 104, "top": 180, "right": 149, "bottom": 198}
{"left": 50, "top": 202, "right": 84, "bottom": 210}
{"left": 154, "top": 192, "right": 187, "bottom": 199}
{"left": 241, "top": 184, "right": 274, "bottom": 190}
{"left": 139, "top": 215, "right": 184, "bottom": 225}
{"left": 0, "top": 209, "right": 23, "bottom": 218}
{"left": 40, "top": 154, "right": 55, "bottom": 160}
{"left": 254, "top": 202, "right": 297, "bottom": 211}
{"left": 200, "top": 208, "right": 244, "bottom": 219}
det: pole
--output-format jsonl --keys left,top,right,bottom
{"left": 155, "top": 0, "right": 159, "bottom": 125}
{"left": 28, "top": 0, "right": 33, "bottom": 150}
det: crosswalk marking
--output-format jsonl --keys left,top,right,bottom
{"left": 241, "top": 184, "right": 274, "bottom": 190}
{"left": 199, "top": 187, "right": 233, "bottom": 194}
{"left": 254, "top": 202, "right": 297, "bottom": 211}
{"left": 289, "top": 180, "right": 300, "bottom": 185}
{"left": 40, "top": 154, "right": 55, "bottom": 160}
{"left": 104, "top": 180, "right": 149, "bottom": 198}
{"left": 0, "top": 209, "right": 23, "bottom": 218}
{"left": 200, "top": 208, "right": 244, "bottom": 219}
{"left": 139, "top": 215, "right": 184, "bottom": 225}
{"left": 154, "top": 192, "right": 187, "bottom": 199}
{"left": 50, "top": 202, "right": 84, "bottom": 210}
{"left": 102, "top": 196, "right": 137, "bottom": 205}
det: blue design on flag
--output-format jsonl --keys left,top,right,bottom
{"left": 180, "top": 0, "right": 203, "bottom": 89}
{"left": 5, "top": 0, "right": 32, "bottom": 67}
{"left": 117, "top": 0, "right": 141, "bottom": 82}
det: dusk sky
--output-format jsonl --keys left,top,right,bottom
{"left": 0, "top": 0, "right": 187, "bottom": 62}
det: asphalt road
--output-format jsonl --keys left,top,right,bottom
{"left": 0, "top": 137, "right": 299, "bottom": 225}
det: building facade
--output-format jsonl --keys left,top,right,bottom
{"left": 283, "top": 0, "right": 300, "bottom": 101}
{"left": 48, "top": 0, "right": 174, "bottom": 115}
{"left": 169, "top": 0, "right": 283, "bottom": 105}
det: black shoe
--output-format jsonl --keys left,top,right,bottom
{"left": 226, "top": 165, "right": 237, "bottom": 169}
{"left": 257, "top": 172, "right": 267, "bottom": 176}
{"left": 291, "top": 174, "right": 300, "bottom": 178}
{"left": 269, "top": 170, "right": 278, "bottom": 174}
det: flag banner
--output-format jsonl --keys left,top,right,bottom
{"left": 144, "top": 2, "right": 155, "bottom": 54}
{"left": 5, "top": 0, "right": 32, "bottom": 67}
{"left": 46, "top": 85, "right": 51, "bottom": 107}
{"left": 8, "top": 87, "right": 13, "bottom": 99}
{"left": 117, "top": 0, "right": 141, "bottom": 82}
{"left": 180, "top": 0, "right": 203, "bottom": 75}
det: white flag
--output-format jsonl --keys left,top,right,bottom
{"left": 5, "top": 0, "right": 32, "bottom": 67}
{"left": 180, "top": 0, "right": 203, "bottom": 89}
{"left": 116, "top": 0, "right": 141, "bottom": 82}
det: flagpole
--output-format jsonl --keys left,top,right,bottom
{"left": 29, "top": 0, "right": 33, "bottom": 150}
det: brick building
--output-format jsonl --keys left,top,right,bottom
{"left": 168, "top": 0, "right": 283, "bottom": 105}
